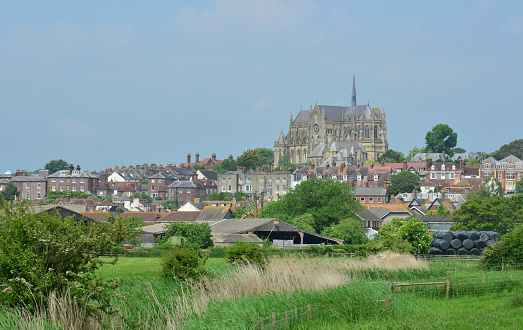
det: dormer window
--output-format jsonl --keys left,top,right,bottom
{"left": 332, "top": 174, "right": 337, "bottom": 180}
{"left": 343, "top": 173, "right": 348, "bottom": 180}
{"left": 431, "top": 165, "right": 435, "bottom": 170}
{"left": 485, "top": 163, "right": 490, "bottom": 169}
{"left": 303, "top": 175, "right": 307, "bottom": 180}
{"left": 441, "top": 164, "right": 445, "bottom": 170}
{"left": 357, "top": 173, "right": 362, "bottom": 181}
{"left": 452, "top": 165, "right": 456, "bottom": 170}
{"left": 374, "top": 173, "right": 379, "bottom": 181}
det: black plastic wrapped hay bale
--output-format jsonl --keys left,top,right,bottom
{"left": 457, "top": 247, "right": 469, "bottom": 255}
{"left": 431, "top": 239, "right": 450, "bottom": 250}
{"left": 462, "top": 239, "right": 475, "bottom": 250}
{"left": 450, "top": 239, "right": 462, "bottom": 249}
{"left": 429, "top": 247, "right": 444, "bottom": 255}
{"left": 469, "top": 248, "right": 481, "bottom": 256}
{"left": 479, "top": 232, "right": 489, "bottom": 241}
{"left": 445, "top": 248, "right": 456, "bottom": 255}
{"left": 456, "top": 231, "right": 468, "bottom": 240}
{"left": 487, "top": 239, "right": 495, "bottom": 245}
{"left": 475, "top": 239, "right": 487, "bottom": 249}
{"left": 487, "top": 231, "right": 501, "bottom": 242}
{"left": 433, "top": 231, "right": 454, "bottom": 241}
{"left": 468, "top": 231, "right": 480, "bottom": 241}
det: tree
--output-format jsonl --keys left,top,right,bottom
{"left": 291, "top": 214, "right": 316, "bottom": 233}
{"left": 377, "top": 149, "right": 405, "bottom": 163}
{"left": 221, "top": 159, "right": 238, "bottom": 172}
{"left": 161, "top": 222, "right": 213, "bottom": 249}
{"left": 424, "top": 124, "right": 457, "bottom": 155}
{"left": 44, "top": 159, "right": 69, "bottom": 175}
{"left": 387, "top": 171, "right": 421, "bottom": 197}
{"left": 0, "top": 198, "right": 139, "bottom": 314}
{"left": 465, "top": 158, "right": 480, "bottom": 167}
{"left": 254, "top": 148, "right": 274, "bottom": 165}
{"left": 212, "top": 163, "right": 228, "bottom": 174}
{"left": 515, "top": 177, "right": 523, "bottom": 195}
{"left": 406, "top": 146, "right": 423, "bottom": 161}
{"left": 321, "top": 217, "right": 367, "bottom": 245}
{"left": 452, "top": 147, "right": 466, "bottom": 154}
{"left": 466, "top": 178, "right": 504, "bottom": 200}
{"left": 237, "top": 149, "right": 262, "bottom": 171}
{"left": 375, "top": 217, "right": 431, "bottom": 254}
{"left": 490, "top": 139, "right": 523, "bottom": 160}
{"left": 259, "top": 178, "right": 360, "bottom": 233}
{"left": 208, "top": 192, "right": 233, "bottom": 201}
{"left": 450, "top": 196, "right": 522, "bottom": 234}
{"left": 2, "top": 182, "right": 19, "bottom": 201}
{"left": 162, "top": 200, "right": 178, "bottom": 211}
{"left": 193, "top": 164, "right": 206, "bottom": 170}
{"left": 481, "top": 225, "right": 523, "bottom": 268}
{"left": 234, "top": 191, "right": 245, "bottom": 201}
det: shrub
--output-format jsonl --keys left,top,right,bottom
{"left": 208, "top": 246, "right": 227, "bottom": 258}
{"left": 226, "top": 242, "right": 268, "bottom": 269}
{"left": 160, "top": 222, "right": 213, "bottom": 249}
{"left": 0, "top": 198, "right": 139, "bottom": 315}
{"left": 481, "top": 225, "right": 523, "bottom": 269}
{"left": 160, "top": 247, "right": 209, "bottom": 281}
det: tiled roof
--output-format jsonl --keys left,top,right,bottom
{"left": 158, "top": 211, "right": 202, "bottom": 222}
{"left": 78, "top": 211, "right": 113, "bottom": 222}
{"left": 197, "top": 206, "right": 231, "bottom": 221}
{"left": 198, "top": 170, "right": 218, "bottom": 181}
{"left": 354, "top": 187, "right": 387, "bottom": 197}
{"left": 212, "top": 233, "right": 263, "bottom": 244}
{"left": 10, "top": 176, "right": 46, "bottom": 182}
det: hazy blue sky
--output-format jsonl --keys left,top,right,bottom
{"left": 1, "top": 0, "right": 522, "bottom": 172}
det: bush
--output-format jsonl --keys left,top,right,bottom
{"left": 0, "top": 198, "right": 139, "bottom": 315}
{"left": 207, "top": 246, "right": 227, "bottom": 258}
{"left": 481, "top": 225, "right": 523, "bottom": 269}
{"left": 161, "top": 222, "right": 213, "bottom": 249}
{"left": 226, "top": 242, "right": 268, "bottom": 269}
{"left": 160, "top": 247, "right": 209, "bottom": 281}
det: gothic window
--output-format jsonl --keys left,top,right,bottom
{"left": 365, "top": 127, "right": 370, "bottom": 139}
{"left": 374, "top": 126, "right": 378, "bottom": 139}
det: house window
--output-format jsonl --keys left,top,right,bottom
{"left": 52, "top": 179, "right": 56, "bottom": 182}
{"left": 52, "top": 185, "right": 56, "bottom": 191}
{"left": 450, "top": 173, "right": 455, "bottom": 179}
{"left": 247, "top": 178, "right": 251, "bottom": 182}
{"left": 60, "top": 185, "right": 63, "bottom": 191}
{"left": 239, "top": 178, "right": 242, "bottom": 182}
{"left": 498, "top": 173, "right": 503, "bottom": 179}
{"left": 26, "top": 192, "right": 29, "bottom": 199}
{"left": 507, "top": 173, "right": 516, "bottom": 180}
{"left": 222, "top": 178, "right": 225, "bottom": 182}
{"left": 377, "top": 197, "right": 382, "bottom": 203}
{"left": 374, "top": 174, "right": 379, "bottom": 181}
{"left": 222, "top": 186, "right": 225, "bottom": 192}
{"left": 465, "top": 188, "right": 470, "bottom": 192}
{"left": 441, "top": 173, "right": 445, "bottom": 179}
{"left": 80, "top": 178, "right": 84, "bottom": 183}
{"left": 441, "top": 164, "right": 445, "bottom": 170}
{"left": 485, "top": 163, "right": 490, "bottom": 169}
{"left": 357, "top": 173, "right": 362, "bottom": 181}
{"left": 507, "top": 182, "right": 513, "bottom": 189}
{"left": 282, "top": 177, "right": 286, "bottom": 181}
{"left": 187, "top": 188, "right": 191, "bottom": 193}
{"left": 282, "top": 185, "right": 286, "bottom": 192}
{"left": 259, "top": 185, "right": 264, "bottom": 192}
{"left": 452, "top": 165, "right": 456, "bottom": 170}
{"left": 66, "top": 185, "right": 70, "bottom": 191}
{"left": 259, "top": 178, "right": 264, "bottom": 181}
{"left": 343, "top": 173, "right": 348, "bottom": 180}
{"left": 369, "top": 197, "right": 373, "bottom": 203}
{"left": 60, "top": 178, "right": 64, "bottom": 182}
{"left": 37, "top": 183, "right": 41, "bottom": 188}
{"left": 73, "top": 178, "right": 76, "bottom": 183}
{"left": 228, "top": 185, "right": 231, "bottom": 192}
{"left": 245, "top": 185, "right": 252, "bottom": 192}
{"left": 360, "top": 198, "right": 365, "bottom": 203}
{"left": 187, "top": 196, "right": 191, "bottom": 203}
{"left": 228, "top": 178, "right": 232, "bottom": 182}
{"left": 159, "top": 179, "right": 162, "bottom": 183}
{"left": 151, "top": 185, "right": 155, "bottom": 191}
{"left": 178, "top": 196, "right": 183, "bottom": 202}
{"left": 80, "top": 186, "right": 84, "bottom": 191}
{"left": 276, "top": 185, "right": 280, "bottom": 191}
{"left": 25, "top": 183, "right": 30, "bottom": 188}
{"left": 72, "top": 186, "right": 76, "bottom": 191}
{"left": 276, "top": 177, "right": 280, "bottom": 181}
{"left": 37, "top": 192, "right": 41, "bottom": 199}
{"left": 431, "top": 173, "right": 436, "bottom": 179}
{"left": 332, "top": 175, "right": 337, "bottom": 180}
{"left": 484, "top": 173, "right": 490, "bottom": 179}
{"left": 179, "top": 188, "right": 183, "bottom": 193}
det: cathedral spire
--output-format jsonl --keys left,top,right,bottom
{"left": 351, "top": 74, "right": 357, "bottom": 109}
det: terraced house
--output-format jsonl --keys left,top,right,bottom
{"left": 479, "top": 155, "right": 523, "bottom": 193}
{"left": 218, "top": 170, "right": 293, "bottom": 201}
{"left": 47, "top": 164, "right": 99, "bottom": 194}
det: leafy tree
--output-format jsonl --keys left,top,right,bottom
{"left": 406, "top": 146, "right": 423, "bottom": 161}
{"left": 44, "top": 159, "right": 69, "bottom": 175}
{"left": 387, "top": 171, "right": 421, "bottom": 197}
{"left": 2, "top": 182, "right": 19, "bottom": 201}
{"left": 193, "top": 164, "right": 206, "bottom": 170}
{"left": 516, "top": 177, "right": 523, "bottom": 195}
{"left": 134, "top": 192, "right": 152, "bottom": 203}
{"left": 161, "top": 247, "right": 209, "bottom": 281}
{"left": 208, "top": 192, "right": 233, "bottom": 201}
{"left": 160, "top": 222, "right": 213, "bottom": 249}
{"left": 480, "top": 224, "right": 523, "bottom": 268}
{"left": 465, "top": 158, "right": 480, "bottom": 167}
{"left": 490, "top": 139, "right": 523, "bottom": 160}
{"left": 377, "top": 149, "right": 405, "bottom": 163}
{"left": 511, "top": 194, "right": 523, "bottom": 210}
{"left": 254, "top": 148, "right": 274, "bottom": 165}
{"left": 259, "top": 178, "right": 360, "bottom": 233}
{"left": 424, "top": 124, "right": 457, "bottom": 155}
{"left": 162, "top": 200, "right": 178, "bottom": 211}
{"left": 237, "top": 149, "right": 262, "bottom": 171}
{"left": 290, "top": 214, "right": 316, "bottom": 233}
{"left": 0, "top": 198, "right": 139, "bottom": 314}
{"left": 234, "top": 191, "right": 245, "bottom": 201}
{"left": 375, "top": 217, "right": 431, "bottom": 254}
{"left": 212, "top": 163, "right": 227, "bottom": 174}
{"left": 451, "top": 196, "right": 521, "bottom": 234}
{"left": 227, "top": 241, "right": 267, "bottom": 269}
{"left": 452, "top": 147, "right": 466, "bottom": 154}
{"left": 321, "top": 217, "right": 367, "bottom": 245}
{"left": 276, "top": 155, "right": 299, "bottom": 172}
{"left": 467, "top": 178, "right": 504, "bottom": 200}
{"left": 221, "top": 159, "right": 238, "bottom": 172}
{"left": 141, "top": 179, "right": 148, "bottom": 185}
{"left": 427, "top": 205, "right": 450, "bottom": 216}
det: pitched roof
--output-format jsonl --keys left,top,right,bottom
{"left": 157, "top": 211, "right": 202, "bottom": 222}
{"left": 78, "top": 211, "right": 113, "bottom": 222}
{"left": 196, "top": 206, "right": 231, "bottom": 221}
{"left": 354, "top": 187, "right": 387, "bottom": 197}
{"left": 353, "top": 208, "right": 382, "bottom": 222}
{"left": 198, "top": 170, "right": 218, "bottom": 181}
{"left": 212, "top": 233, "right": 263, "bottom": 244}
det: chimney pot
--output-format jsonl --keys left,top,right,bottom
{"left": 195, "top": 153, "right": 200, "bottom": 163}
{"left": 187, "top": 153, "right": 191, "bottom": 164}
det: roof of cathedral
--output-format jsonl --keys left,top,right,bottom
{"left": 292, "top": 105, "right": 379, "bottom": 125}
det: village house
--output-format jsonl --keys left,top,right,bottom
{"left": 47, "top": 164, "right": 99, "bottom": 195}
{"left": 479, "top": 155, "right": 523, "bottom": 193}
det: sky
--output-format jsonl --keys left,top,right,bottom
{"left": 1, "top": 0, "right": 522, "bottom": 173}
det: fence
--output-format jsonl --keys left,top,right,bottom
{"left": 249, "top": 272, "right": 523, "bottom": 329}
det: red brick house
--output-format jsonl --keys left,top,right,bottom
{"left": 48, "top": 164, "right": 99, "bottom": 195}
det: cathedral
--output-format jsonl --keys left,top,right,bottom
{"left": 274, "top": 77, "right": 388, "bottom": 167}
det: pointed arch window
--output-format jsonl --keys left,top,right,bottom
{"left": 374, "top": 126, "right": 378, "bottom": 139}
{"left": 365, "top": 127, "right": 370, "bottom": 139}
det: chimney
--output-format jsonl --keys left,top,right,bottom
{"left": 311, "top": 163, "right": 315, "bottom": 170}
{"left": 326, "top": 162, "right": 330, "bottom": 169}
{"left": 212, "top": 153, "right": 217, "bottom": 162}
{"left": 76, "top": 165, "right": 81, "bottom": 171}
{"left": 39, "top": 169, "right": 49, "bottom": 178}
{"left": 403, "top": 159, "right": 407, "bottom": 171}
{"left": 460, "top": 159, "right": 464, "bottom": 173}
{"left": 380, "top": 161, "right": 385, "bottom": 166}
{"left": 427, "top": 158, "right": 433, "bottom": 169}
{"left": 442, "top": 151, "right": 446, "bottom": 161}
{"left": 187, "top": 153, "right": 191, "bottom": 164}
{"left": 191, "top": 171, "right": 197, "bottom": 181}
{"left": 16, "top": 169, "right": 23, "bottom": 176}
{"left": 195, "top": 153, "right": 200, "bottom": 163}
{"left": 229, "top": 154, "right": 233, "bottom": 161}
{"left": 357, "top": 163, "right": 360, "bottom": 169}
{"left": 370, "top": 163, "right": 374, "bottom": 169}
{"left": 66, "top": 194, "right": 71, "bottom": 203}
{"left": 332, "top": 160, "right": 336, "bottom": 167}
{"left": 68, "top": 164, "right": 74, "bottom": 174}
{"left": 340, "top": 162, "right": 344, "bottom": 171}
